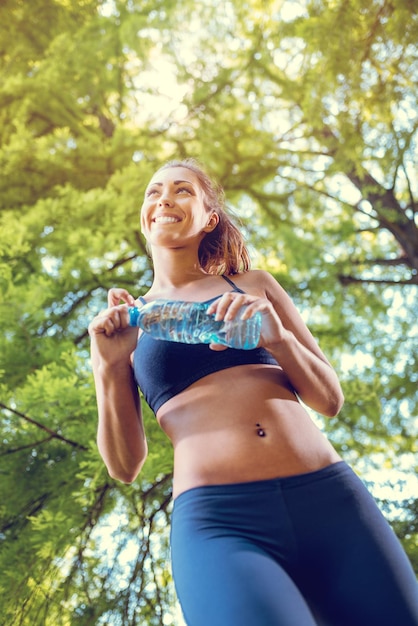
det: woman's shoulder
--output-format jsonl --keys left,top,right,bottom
{"left": 228, "top": 271, "right": 293, "bottom": 310}
{"left": 227, "top": 269, "right": 280, "bottom": 293}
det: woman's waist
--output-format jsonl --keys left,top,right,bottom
{"left": 168, "top": 405, "right": 341, "bottom": 498}
{"left": 171, "top": 443, "right": 342, "bottom": 499}
{"left": 173, "top": 460, "right": 350, "bottom": 506}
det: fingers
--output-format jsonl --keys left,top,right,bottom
{"left": 208, "top": 343, "right": 229, "bottom": 352}
{"left": 88, "top": 304, "right": 130, "bottom": 337}
{"left": 206, "top": 292, "right": 262, "bottom": 321}
{"left": 108, "top": 288, "right": 135, "bottom": 308}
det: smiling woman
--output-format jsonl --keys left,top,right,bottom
{"left": 88, "top": 159, "right": 418, "bottom": 626}
{"left": 141, "top": 169, "right": 218, "bottom": 249}
{"left": 141, "top": 160, "right": 250, "bottom": 275}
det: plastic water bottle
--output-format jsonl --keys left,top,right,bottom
{"left": 127, "top": 299, "right": 261, "bottom": 350}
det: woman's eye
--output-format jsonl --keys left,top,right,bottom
{"left": 145, "top": 186, "right": 193, "bottom": 197}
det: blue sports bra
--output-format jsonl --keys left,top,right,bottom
{"left": 132, "top": 276, "right": 279, "bottom": 414}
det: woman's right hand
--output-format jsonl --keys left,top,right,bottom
{"left": 88, "top": 289, "right": 139, "bottom": 366}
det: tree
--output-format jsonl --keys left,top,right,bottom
{"left": 0, "top": 0, "right": 416, "bottom": 623}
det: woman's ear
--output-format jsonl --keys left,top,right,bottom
{"left": 203, "top": 212, "right": 219, "bottom": 233}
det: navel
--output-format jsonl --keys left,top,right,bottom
{"left": 255, "top": 423, "right": 266, "bottom": 437}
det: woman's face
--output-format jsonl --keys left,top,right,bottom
{"left": 140, "top": 167, "right": 218, "bottom": 248}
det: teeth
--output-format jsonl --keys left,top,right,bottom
{"left": 154, "top": 216, "right": 180, "bottom": 224}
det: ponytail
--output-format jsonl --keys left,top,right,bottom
{"left": 158, "top": 159, "right": 251, "bottom": 275}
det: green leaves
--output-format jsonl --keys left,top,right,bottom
{"left": 0, "top": 0, "right": 417, "bottom": 623}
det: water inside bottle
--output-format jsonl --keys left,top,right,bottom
{"left": 129, "top": 299, "right": 261, "bottom": 349}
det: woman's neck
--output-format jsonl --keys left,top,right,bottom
{"left": 149, "top": 247, "right": 208, "bottom": 291}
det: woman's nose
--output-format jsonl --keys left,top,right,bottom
{"left": 158, "top": 193, "right": 174, "bottom": 207}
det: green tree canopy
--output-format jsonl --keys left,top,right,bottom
{"left": 1, "top": 0, "right": 417, "bottom": 623}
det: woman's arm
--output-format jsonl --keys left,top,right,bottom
{"left": 261, "top": 271, "right": 344, "bottom": 417}
{"left": 89, "top": 292, "right": 147, "bottom": 483}
{"left": 208, "top": 270, "right": 344, "bottom": 417}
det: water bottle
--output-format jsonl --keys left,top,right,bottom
{"left": 127, "top": 299, "right": 261, "bottom": 350}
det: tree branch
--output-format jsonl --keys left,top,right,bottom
{"left": 0, "top": 436, "right": 54, "bottom": 456}
{"left": 350, "top": 256, "right": 409, "bottom": 267}
{"left": 338, "top": 274, "right": 418, "bottom": 286}
{"left": 0, "top": 402, "right": 87, "bottom": 450}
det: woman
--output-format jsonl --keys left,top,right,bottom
{"left": 89, "top": 158, "right": 418, "bottom": 626}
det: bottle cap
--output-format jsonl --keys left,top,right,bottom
{"left": 128, "top": 306, "right": 140, "bottom": 327}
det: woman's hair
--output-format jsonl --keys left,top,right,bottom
{"left": 157, "top": 158, "right": 251, "bottom": 275}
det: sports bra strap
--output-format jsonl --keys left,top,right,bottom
{"left": 221, "top": 275, "right": 245, "bottom": 293}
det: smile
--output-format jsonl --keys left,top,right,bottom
{"left": 153, "top": 216, "right": 181, "bottom": 224}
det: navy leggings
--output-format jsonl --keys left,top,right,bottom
{"left": 170, "top": 462, "right": 418, "bottom": 626}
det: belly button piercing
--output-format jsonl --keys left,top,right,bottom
{"left": 256, "top": 423, "right": 266, "bottom": 437}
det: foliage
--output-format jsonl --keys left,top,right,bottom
{"left": 0, "top": 0, "right": 417, "bottom": 623}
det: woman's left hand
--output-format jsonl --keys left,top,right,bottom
{"left": 206, "top": 292, "right": 288, "bottom": 351}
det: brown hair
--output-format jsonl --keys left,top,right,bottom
{"left": 158, "top": 158, "right": 251, "bottom": 275}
